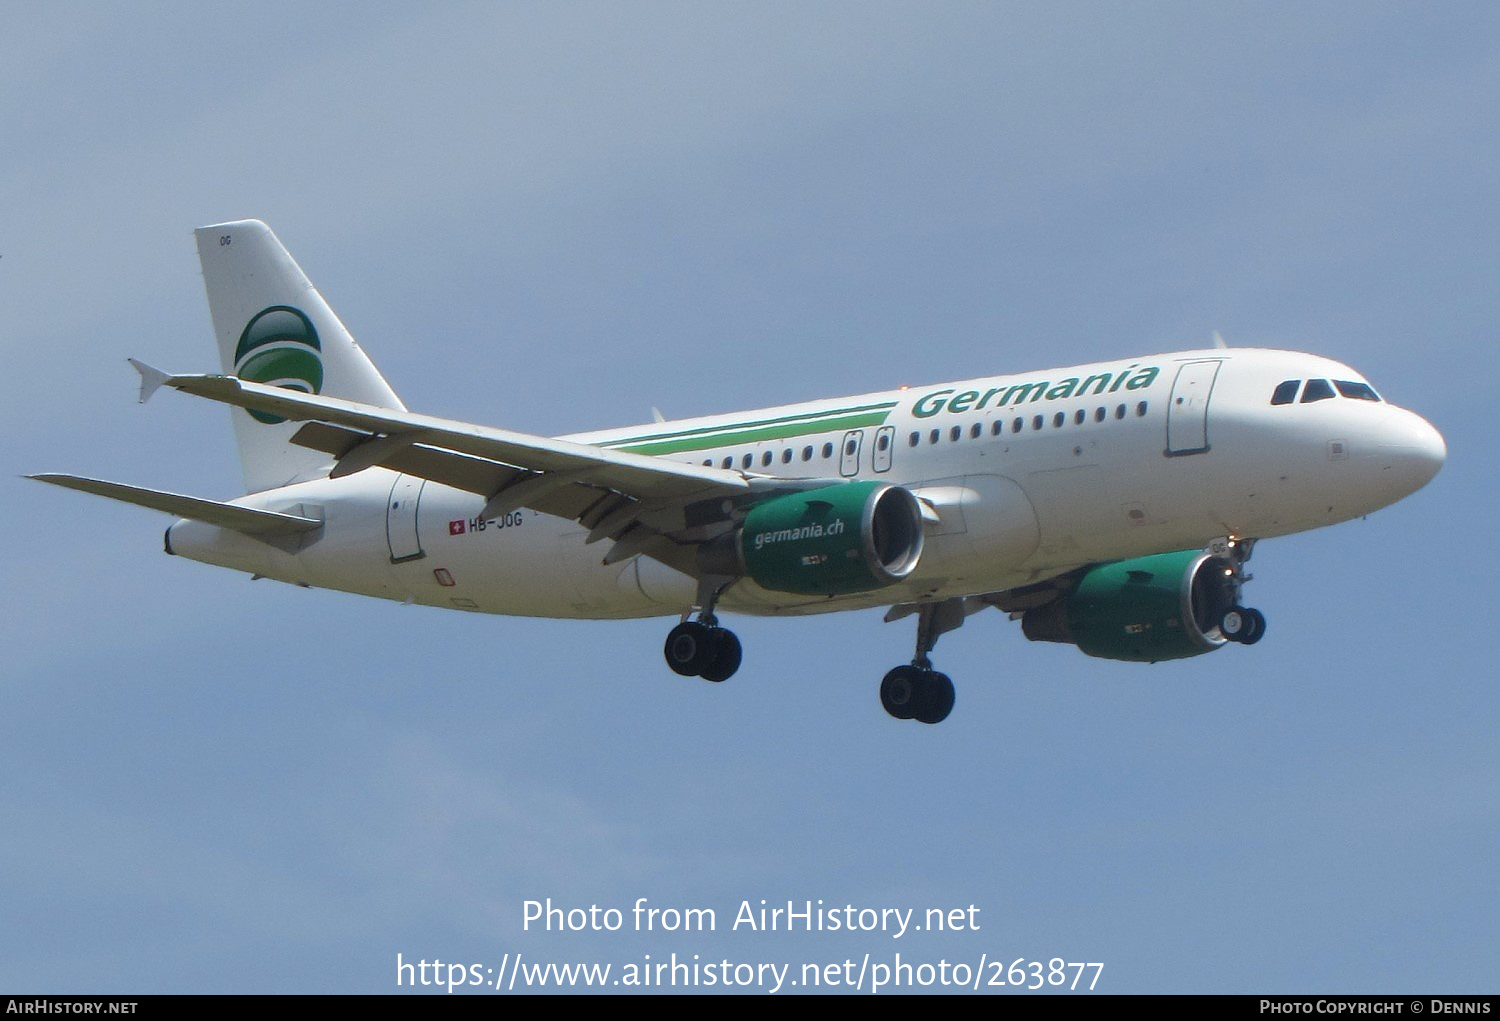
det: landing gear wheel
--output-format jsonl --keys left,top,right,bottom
{"left": 1238, "top": 607, "right": 1266, "bottom": 645}
{"left": 699, "top": 628, "right": 742, "bottom": 682}
{"left": 880, "top": 666, "right": 921, "bottom": 720}
{"left": 664, "top": 621, "right": 715, "bottom": 676}
{"left": 1220, "top": 606, "right": 1248, "bottom": 643}
{"left": 912, "top": 671, "right": 955, "bottom": 725}
{"left": 665, "top": 621, "right": 742, "bottom": 681}
{"left": 881, "top": 667, "right": 954, "bottom": 723}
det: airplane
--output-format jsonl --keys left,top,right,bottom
{"left": 31, "top": 220, "right": 1446, "bottom": 724}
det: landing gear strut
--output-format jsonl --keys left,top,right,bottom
{"left": 880, "top": 598, "right": 967, "bottom": 724}
{"left": 663, "top": 576, "right": 742, "bottom": 682}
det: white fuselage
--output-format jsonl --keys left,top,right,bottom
{"left": 165, "top": 348, "right": 1445, "bottom": 620}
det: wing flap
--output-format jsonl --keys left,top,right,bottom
{"left": 290, "top": 422, "right": 625, "bottom": 521}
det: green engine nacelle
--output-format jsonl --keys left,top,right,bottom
{"left": 736, "top": 481, "right": 925, "bottom": 596}
{"left": 1021, "top": 550, "right": 1239, "bottom": 662}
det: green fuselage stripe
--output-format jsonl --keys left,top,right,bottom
{"left": 602, "top": 403, "right": 897, "bottom": 456}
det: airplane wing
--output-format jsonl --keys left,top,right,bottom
{"left": 136, "top": 365, "right": 761, "bottom": 571}
{"left": 28, "top": 474, "right": 322, "bottom": 537}
{"left": 149, "top": 370, "right": 747, "bottom": 499}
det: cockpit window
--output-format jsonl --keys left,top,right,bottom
{"left": 1334, "top": 380, "right": 1381, "bottom": 402}
{"left": 1300, "top": 378, "right": 1336, "bottom": 403}
{"left": 1270, "top": 380, "right": 1300, "bottom": 405}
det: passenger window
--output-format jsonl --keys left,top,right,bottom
{"left": 822, "top": 442, "right": 834, "bottom": 459}
{"left": 1335, "top": 380, "right": 1381, "bottom": 402}
{"left": 1094, "top": 407, "right": 1105, "bottom": 423}
{"left": 1301, "top": 378, "right": 1336, "bottom": 403}
{"left": 742, "top": 453, "right": 753, "bottom": 469}
{"left": 781, "top": 448, "right": 792, "bottom": 464}
{"left": 1011, "top": 418, "right": 1023, "bottom": 434}
{"left": 929, "top": 429, "right": 940, "bottom": 445}
{"left": 971, "top": 423, "right": 982, "bottom": 439}
{"left": 991, "top": 420, "right": 1003, "bottom": 436}
{"left": 877, "top": 433, "right": 889, "bottom": 451}
{"left": 1270, "top": 380, "right": 1300, "bottom": 405}
{"left": 1115, "top": 404, "right": 1126, "bottom": 420}
{"left": 722, "top": 456, "right": 733, "bottom": 469}
{"left": 1074, "top": 409, "right": 1085, "bottom": 425}
{"left": 1136, "top": 401, "right": 1148, "bottom": 417}
{"left": 908, "top": 432, "right": 919, "bottom": 448}
{"left": 802, "top": 445, "right": 813, "bottom": 461}
{"left": 1052, "top": 412, "right": 1064, "bottom": 428}
{"left": 1032, "top": 415, "right": 1043, "bottom": 431}
{"left": 950, "top": 426, "right": 962, "bottom": 442}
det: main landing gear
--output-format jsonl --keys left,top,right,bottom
{"left": 879, "top": 665, "right": 954, "bottom": 725}
{"left": 664, "top": 618, "right": 742, "bottom": 682}
{"left": 879, "top": 597, "right": 969, "bottom": 724}
{"left": 663, "top": 576, "right": 742, "bottom": 683}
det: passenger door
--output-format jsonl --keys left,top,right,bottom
{"left": 386, "top": 474, "right": 426, "bottom": 562}
{"left": 1166, "top": 359, "right": 1222, "bottom": 456}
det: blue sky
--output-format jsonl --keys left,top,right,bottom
{"left": 3, "top": 1, "right": 1495, "bottom": 993}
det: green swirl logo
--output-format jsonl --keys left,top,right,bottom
{"left": 233, "top": 306, "right": 323, "bottom": 424}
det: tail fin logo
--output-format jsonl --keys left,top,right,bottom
{"left": 233, "top": 306, "right": 324, "bottom": 424}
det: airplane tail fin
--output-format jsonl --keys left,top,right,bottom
{"left": 195, "top": 220, "right": 406, "bottom": 493}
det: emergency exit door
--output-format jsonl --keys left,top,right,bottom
{"left": 839, "top": 430, "right": 864, "bottom": 477}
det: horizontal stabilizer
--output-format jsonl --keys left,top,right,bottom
{"left": 27, "top": 474, "right": 322, "bottom": 536}
{"left": 128, "top": 358, "right": 171, "bottom": 404}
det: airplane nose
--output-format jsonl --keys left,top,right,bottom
{"left": 1413, "top": 415, "right": 1447, "bottom": 479}
{"left": 1377, "top": 410, "right": 1445, "bottom": 496}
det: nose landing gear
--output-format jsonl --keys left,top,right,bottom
{"left": 1219, "top": 605, "right": 1266, "bottom": 645}
{"left": 1211, "top": 537, "right": 1266, "bottom": 646}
